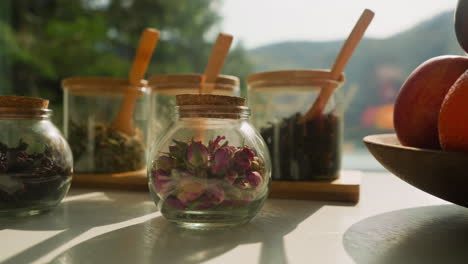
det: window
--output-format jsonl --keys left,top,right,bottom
{"left": 0, "top": 0, "right": 461, "bottom": 171}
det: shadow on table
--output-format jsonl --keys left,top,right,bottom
{"left": 343, "top": 204, "right": 468, "bottom": 264}
{"left": 49, "top": 199, "right": 341, "bottom": 264}
{"left": 0, "top": 191, "right": 157, "bottom": 264}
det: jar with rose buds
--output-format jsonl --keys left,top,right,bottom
{"left": 148, "top": 94, "right": 271, "bottom": 229}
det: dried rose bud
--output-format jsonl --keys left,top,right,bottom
{"left": 177, "top": 180, "right": 205, "bottom": 204}
{"left": 169, "top": 145, "right": 179, "bottom": 154}
{"left": 165, "top": 197, "right": 186, "bottom": 210}
{"left": 211, "top": 147, "right": 233, "bottom": 174}
{"left": 156, "top": 156, "right": 176, "bottom": 171}
{"left": 208, "top": 136, "right": 226, "bottom": 153}
{"left": 207, "top": 184, "right": 225, "bottom": 204}
{"left": 152, "top": 169, "right": 173, "bottom": 196}
{"left": 251, "top": 160, "right": 261, "bottom": 171}
{"left": 169, "top": 140, "right": 188, "bottom": 158}
{"left": 225, "top": 170, "right": 238, "bottom": 184}
{"left": 197, "top": 184, "right": 225, "bottom": 209}
{"left": 187, "top": 141, "right": 209, "bottom": 167}
{"left": 234, "top": 147, "right": 255, "bottom": 171}
{"left": 246, "top": 171, "right": 263, "bottom": 188}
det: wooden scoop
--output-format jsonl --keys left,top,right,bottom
{"left": 199, "top": 33, "right": 233, "bottom": 94}
{"left": 299, "top": 9, "right": 374, "bottom": 124}
{"left": 112, "top": 28, "right": 160, "bottom": 135}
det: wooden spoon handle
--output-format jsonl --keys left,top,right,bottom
{"left": 300, "top": 9, "right": 374, "bottom": 123}
{"left": 129, "top": 28, "right": 160, "bottom": 85}
{"left": 113, "top": 28, "right": 160, "bottom": 135}
{"left": 330, "top": 9, "right": 374, "bottom": 79}
{"left": 200, "top": 33, "right": 233, "bottom": 94}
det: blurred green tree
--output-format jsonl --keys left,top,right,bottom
{"left": 0, "top": 0, "right": 252, "bottom": 123}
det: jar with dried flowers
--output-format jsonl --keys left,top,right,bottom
{"left": 148, "top": 94, "right": 271, "bottom": 229}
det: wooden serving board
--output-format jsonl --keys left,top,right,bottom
{"left": 270, "top": 170, "right": 361, "bottom": 203}
{"left": 71, "top": 170, "right": 361, "bottom": 203}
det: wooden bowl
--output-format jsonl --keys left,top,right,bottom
{"left": 363, "top": 134, "right": 468, "bottom": 208}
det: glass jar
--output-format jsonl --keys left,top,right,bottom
{"left": 148, "top": 94, "right": 271, "bottom": 229}
{"left": 0, "top": 96, "right": 73, "bottom": 216}
{"left": 148, "top": 74, "right": 239, "bottom": 145}
{"left": 247, "top": 70, "right": 345, "bottom": 181}
{"left": 62, "top": 78, "right": 150, "bottom": 176}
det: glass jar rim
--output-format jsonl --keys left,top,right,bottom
{"left": 246, "top": 69, "right": 345, "bottom": 90}
{"left": 0, "top": 107, "right": 52, "bottom": 120}
{"left": 62, "top": 77, "right": 149, "bottom": 96}
{"left": 148, "top": 74, "right": 240, "bottom": 94}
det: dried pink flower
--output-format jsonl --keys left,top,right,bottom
{"left": 225, "top": 170, "right": 238, "bottom": 184}
{"left": 166, "top": 197, "right": 186, "bottom": 210}
{"left": 246, "top": 171, "right": 263, "bottom": 188}
{"left": 176, "top": 180, "right": 205, "bottom": 204}
{"left": 208, "top": 136, "right": 226, "bottom": 153}
{"left": 152, "top": 169, "right": 173, "bottom": 196}
{"left": 234, "top": 147, "right": 255, "bottom": 171}
{"left": 211, "top": 147, "right": 233, "bottom": 174}
{"left": 196, "top": 184, "right": 225, "bottom": 209}
{"left": 187, "top": 141, "right": 209, "bottom": 167}
{"left": 156, "top": 156, "right": 176, "bottom": 171}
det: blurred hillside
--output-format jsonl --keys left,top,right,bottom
{"left": 248, "top": 11, "right": 465, "bottom": 145}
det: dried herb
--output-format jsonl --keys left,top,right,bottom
{"left": 0, "top": 140, "right": 72, "bottom": 210}
{"left": 260, "top": 113, "right": 341, "bottom": 181}
{"left": 69, "top": 122, "right": 145, "bottom": 174}
{"left": 151, "top": 136, "right": 268, "bottom": 210}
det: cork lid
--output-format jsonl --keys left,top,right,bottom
{"left": 247, "top": 69, "right": 345, "bottom": 92}
{"left": 0, "top": 96, "right": 51, "bottom": 119}
{"left": 0, "top": 96, "right": 49, "bottom": 109}
{"left": 176, "top": 94, "right": 245, "bottom": 106}
{"left": 176, "top": 94, "right": 248, "bottom": 119}
{"left": 148, "top": 74, "right": 239, "bottom": 95}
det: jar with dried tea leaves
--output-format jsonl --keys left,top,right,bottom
{"left": 62, "top": 78, "right": 150, "bottom": 176}
{"left": 0, "top": 96, "right": 73, "bottom": 216}
{"left": 247, "top": 70, "right": 345, "bottom": 181}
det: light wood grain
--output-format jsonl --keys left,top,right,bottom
{"left": 269, "top": 171, "right": 361, "bottom": 203}
{"left": 200, "top": 33, "right": 233, "bottom": 94}
{"left": 112, "top": 28, "right": 160, "bottom": 135}
{"left": 71, "top": 170, "right": 361, "bottom": 203}
{"left": 300, "top": 9, "right": 374, "bottom": 123}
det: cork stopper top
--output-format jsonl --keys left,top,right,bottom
{"left": 175, "top": 94, "right": 248, "bottom": 119}
{"left": 176, "top": 94, "right": 245, "bottom": 106}
{"left": 0, "top": 96, "right": 49, "bottom": 109}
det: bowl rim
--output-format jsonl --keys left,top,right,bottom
{"left": 363, "top": 133, "right": 468, "bottom": 157}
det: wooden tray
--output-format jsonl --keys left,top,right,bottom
{"left": 71, "top": 170, "right": 361, "bottom": 203}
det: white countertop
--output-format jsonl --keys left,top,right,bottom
{"left": 1, "top": 172, "right": 467, "bottom": 264}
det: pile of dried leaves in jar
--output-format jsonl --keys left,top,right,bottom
{"left": 68, "top": 122, "right": 145, "bottom": 174}
{"left": 151, "top": 136, "right": 268, "bottom": 210}
{"left": 260, "top": 112, "right": 341, "bottom": 180}
{"left": 0, "top": 140, "right": 72, "bottom": 210}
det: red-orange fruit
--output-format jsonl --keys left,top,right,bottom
{"left": 439, "top": 70, "right": 468, "bottom": 152}
{"left": 394, "top": 55, "right": 468, "bottom": 149}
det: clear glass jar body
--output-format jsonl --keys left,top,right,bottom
{"left": 247, "top": 70, "right": 344, "bottom": 181}
{"left": 148, "top": 106, "right": 271, "bottom": 229}
{"left": 0, "top": 109, "right": 73, "bottom": 216}
{"left": 149, "top": 74, "right": 240, "bottom": 146}
{"left": 62, "top": 78, "right": 150, "bottom": 175}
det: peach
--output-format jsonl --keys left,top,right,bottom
{"left": 394, "top": 55, "right": 468, "bottom": 149}
{"left": 439, "top": 70, "right": 468, "bottom": 151}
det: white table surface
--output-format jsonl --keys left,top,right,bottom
{"left": 1, "top": 172, "right": 467, "bottom": 264}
